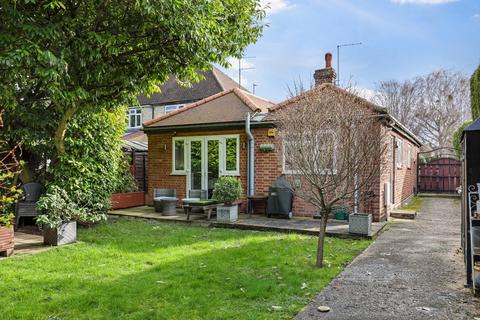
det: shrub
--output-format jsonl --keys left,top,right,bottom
{"left": 50, "top": 108, "right": 134, "bottom": 214}
{"left": 0, "top": 112, "right": 22, "bottom": 229}
{"left": 472, "top": 66, "right": 480, "bottom": 120}
{"left": 212, "top": 176, "right": 242, "bottom": 205}
{"left": 36, "top": 186, "right": 106, "bottom": 229}
{"left": 452, "top": 120, "right": 473, "bottom": 158}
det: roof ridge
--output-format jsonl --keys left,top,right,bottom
{"left": 143, "top": 89, "right": 235, "bottom": 127}
{"left": 211, "top": 66, "right": 227, "bottom": 91}
{"left": 232, "top": 88, "right": 263, "bottom": 112}
{"left": 243, "top": 91, "right": 276, "bottom": 106}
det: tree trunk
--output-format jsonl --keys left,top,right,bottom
{"left": 53, "top": 106, "right": 78, "bottom": 158}
{"left": 316, "top": 209, "right": 330, "bottom": 267}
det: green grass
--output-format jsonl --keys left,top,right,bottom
{"left": 399, "top": 196, "right": 424, "bottom": 211}
{"left": 0, "top": 219, "right": 370, "bottom": 320}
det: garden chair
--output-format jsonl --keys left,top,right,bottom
{"left": 153, "top": 189, "right": 177, "bottom": 215}
{"left": 14, "top": 182, "right": 45, "bottom": 231}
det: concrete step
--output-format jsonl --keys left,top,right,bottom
{"left": 390, "top": 209, "right": 417, "bottom": 220}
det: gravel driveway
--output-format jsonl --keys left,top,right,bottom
{"left": 295, "top": 197, "right": 480, "bottom": 320}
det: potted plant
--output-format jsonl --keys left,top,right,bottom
{"left": 213, "top": 176, "right": 242, "bottom": 222}
{"left": 36, "top": 186, "right": 103, "bottom": 246}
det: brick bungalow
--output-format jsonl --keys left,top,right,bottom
{"left": 143, "top": 54, "right": 421, "bottom": 222}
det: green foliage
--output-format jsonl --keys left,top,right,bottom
{"left": 36, "top": 186, "right": 106, "bottom": 229}
{"left": 0, "top": 0, "right": 265, "bottom": 165}
{"left": 0, "top": 112, "right": 22, "bottom": 228}
{"left": 472, "top": 66, "right": 480, "bottom": 120}
{"left": 0, "top": 220, "right": 370, "bottom": 319}
{"left": 452, "top": 120, "right": 473, "bottom": 158}
{"left": 259, "top": 143, "right": 275, "bottom": 152}
{"left": 50, "top": 108, "right": 136, "bottom": 213}
{"left": 213, "top": 176, "right": 242, "bottom": 205}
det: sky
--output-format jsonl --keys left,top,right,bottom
{"left": 218, "top": 0, "right": 480, "bottom": 103}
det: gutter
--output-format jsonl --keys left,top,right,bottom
{"left": 246, "top": 113, "right": 255, "bottom": 197}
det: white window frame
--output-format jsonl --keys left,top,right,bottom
{"left": 222, "top": 135, "right": 240, "bottom": 176}
{"left": 406, "top": 144, "right": 412, "bottom": 169}
{"left": 396, "top": 139, "right": 403, "bottom": 169}
{"left": 171, "top": 134, "right": 240, "bottom": 177}
{"left": 282, "top": 130, "right": 337, "bottom": 175}
{"left": 127, "top": 107, "right": 142, "bottom": 129}
{"left": 172, "top": 137, "right": 187, "bottom": 174}
{"left": 164, "top": 104, "right": 185, "bottom": 114}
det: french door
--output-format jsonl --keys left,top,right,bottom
{"left": 186, "top": 138, "right": 222, "bottom": 198}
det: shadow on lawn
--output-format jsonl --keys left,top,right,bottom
{"left": 78, "top": 219, "right": 282, "bottom": 254}
{"left": 2, "top": 236, "right": 331, "bottom": 320}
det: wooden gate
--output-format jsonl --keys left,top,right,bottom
{"left": 417, "top": 148, "right": 461, "bottom": 194}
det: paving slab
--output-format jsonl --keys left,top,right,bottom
{"left": 109, "top": 206, "right": 387, "bottom": 239}
{"left": 390, "top": 209, "right": 417, "bottom": 219}
{"left": 295, "top": 197, "right": 480, "bottom": 320}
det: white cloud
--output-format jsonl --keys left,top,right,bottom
{"left": 391, "top": 0, "right": 458, "bottom": 4}
{"left": 260, "top": 0, "right": 295, "bottom": 15}
{"left": 473, "top": 13, "right": 480, "bottom": 20}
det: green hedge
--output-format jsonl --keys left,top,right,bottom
{"left": 472, "top": 66, "right": 480, "bottom": 119}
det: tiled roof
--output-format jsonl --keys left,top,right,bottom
{"left": 137, "top": 66, "right": 244, "bottom": 106}
{"left": 144, "top": 88, "right": 274, "bottom": 128}
{"left": 266, "top": 83, "right": 421, "bottom": 146}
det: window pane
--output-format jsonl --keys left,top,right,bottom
{"left": 225, "top": 138, "right": 237, "bottom": 171}
{"left": 129, "top": 115, "right": 135, "bottom": 128}
{"left": 190, "top": 140, "right": 202, "bottom": 189}
{"left": 136, "top": 115, "right": 141, "bottom": 127}
{"left": 207, "top": 140, "right": 219, "bottom": 198}
{"left": 174, "top": 140, "right": 185, "bottom": 171}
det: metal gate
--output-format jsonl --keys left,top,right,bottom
{"left": 417, "top": 147, "right": 461, "bottom": 194}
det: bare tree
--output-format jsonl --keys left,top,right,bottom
{"left": 414, "top": 70, "right": 470, "bottom": 147}
{"left": 375, "top": 70, "right": 470, "bottom": 148}
{"left": 374, "top": 79, "right": 421, "bottom": 136}
{"left": 275, "top": 86, "right": 388, "bottom": 267}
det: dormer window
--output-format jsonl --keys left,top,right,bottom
{"left": 127, "top": 108, "right": 142, "bottom": 129}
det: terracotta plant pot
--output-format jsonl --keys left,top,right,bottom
{"left": 0, "top": 226, "right": 14, "bottom": 257}
{"left": 111, "top": 191, "right": 145, "bottom": 210}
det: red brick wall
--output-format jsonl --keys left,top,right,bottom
{"left": 252, "top": 128, "right": 319, "bottom": 217}
{"left": 376, "top": 128, "right": 419, "bottom": 221}
{"left": 147, "top": 129, "right": 248, "bottom": 209}
{"left": 147, "top": 126, "right": 418, "bottom": 221}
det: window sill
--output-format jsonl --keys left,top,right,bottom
{"left": 171, "top": 172, "right": 187, "bottom": 176}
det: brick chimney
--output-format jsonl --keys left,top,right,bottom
{"left": 314, "top": 52, "right": 336, "bottom": 86}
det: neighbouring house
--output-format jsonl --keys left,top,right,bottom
{"left": 143, "top": 54, "right": 421, "bottom": 222}
{"left": 124, "top": 66, "right": 243, "bottom": 143}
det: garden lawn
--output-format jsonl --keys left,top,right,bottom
{"left": 0, "top": 219, "right": 370, "bottom": 320}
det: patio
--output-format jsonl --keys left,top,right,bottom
{"left": 109, "top": 206, "right": 388, "bottom": 239}
{"left": 0, "top": 230, "right": 48, "bottom": 260}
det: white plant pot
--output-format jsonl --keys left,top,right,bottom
{"left": 349, "top": 213, "right": 372, "bottom": 236}
{"left": 216, "top": 204, "right": 238, "bottom": 222}
{"left": 43, "top": 221, "right": 77, "bottom": 246}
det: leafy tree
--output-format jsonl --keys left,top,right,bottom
{"left": 0, "top": 0, "right": 265, "bottom": 169}
{"left": 472, "top": 66, "right": 480, "bottom": 119}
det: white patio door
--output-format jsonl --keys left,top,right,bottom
{"left": 186, "top": 137, "right": 222, "bottom": 199}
